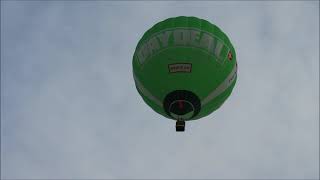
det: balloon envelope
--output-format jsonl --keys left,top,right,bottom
{"left": 133, "top": 16, "right": 237, "bottom": 121}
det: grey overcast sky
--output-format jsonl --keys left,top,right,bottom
{"left": 1, "top": 1, "right": 319, "bottom": 179}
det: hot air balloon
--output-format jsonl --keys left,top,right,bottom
{"left": 132, "top": 16, "right": 237, "bottom": 131}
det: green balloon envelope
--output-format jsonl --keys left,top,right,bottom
{"left": 133, "top": 16, "right": 237, "bottom": 121}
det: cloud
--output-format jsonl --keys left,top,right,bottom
{"left": 1, "top": 1, "right": 319, "bottom": 179}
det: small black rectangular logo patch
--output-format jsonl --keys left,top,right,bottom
{"left": 168, "top": 63, "right": 192, "bottom": 73}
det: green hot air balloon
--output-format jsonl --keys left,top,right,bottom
{"left": 132, "top": 16, "right": 237, "bottom": 131}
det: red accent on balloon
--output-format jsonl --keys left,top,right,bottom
{"left": 179, "top": 100, "right": 183, "bottom": 109}
{"left": 228, "top": 52, "right": 233, "bottom": 60}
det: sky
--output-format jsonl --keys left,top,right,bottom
{"left": 1, "top": 1, "right": 319, "bottom": 179}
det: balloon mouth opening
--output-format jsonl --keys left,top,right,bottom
{"left": 163, "top": 90, "right": 201, "bottom": 120}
